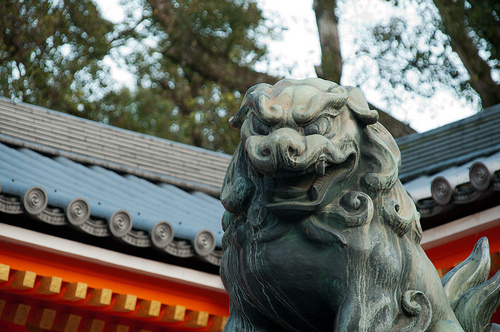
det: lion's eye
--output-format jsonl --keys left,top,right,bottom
{"left": 304, "top": 116, "right": 332, "bottom": 136}
{"left": 251, "top": 115, "right": 271, "bottom": 135}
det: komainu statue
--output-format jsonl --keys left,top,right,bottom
{"left": 220, "top": 78, "right": 500, "bottom": 331}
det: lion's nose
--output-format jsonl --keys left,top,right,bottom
{"left": 260, "top": 128, "right": 305, "bottom": 167}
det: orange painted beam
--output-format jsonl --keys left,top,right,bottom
{"left": 425, "top": 224, "right": 500, "bottom": 273}
{"left": 0, "top": 240, "right": 229, "bottom": 317}
{"left": 0, "top": 289, "right": 228, "bottom": 332}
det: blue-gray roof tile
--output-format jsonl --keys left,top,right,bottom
{"left": 397, "top": 104, "right": 500, "bottom": 182}
{"left": 0, "top": 142, "right": 225, "bottom": 265}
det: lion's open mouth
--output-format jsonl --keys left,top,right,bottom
{"left": 263, "top": 154, "right": 356, "bottom": 215}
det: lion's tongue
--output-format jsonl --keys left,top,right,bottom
{"left": 274, "top": 172, "right": 316, "bottom": 199}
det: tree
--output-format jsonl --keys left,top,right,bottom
{"left": 92, "top": 0, "right": 279, "bottom": 153}
{"left": 313, "top": 0, "right": 416, "bottom": 138}
{"left": 0, "top": 0, "right": 114, "bottom": 116}
{"left": 1, "top": 0, "right": 418, "bottom": 154}
{"left": 0, "top": 0, "right": 278, "bottom": 154}
{"left": 432, "top": 0, "right": 500, "bottom": 107}
{"left": 313, "top": 0, "right": 500, "bottom": 111}
{"left": 314, "top": 0, "right": 342, "bottom": 83}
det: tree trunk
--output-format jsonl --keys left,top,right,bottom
{"left": 313, "top": 0, "right": 343, "bottom": 83}
{"left": 433, "top": 0, "right": 500, "bottom": 108}
{"left": 312, "top": 1, "right": 415, "bottom": 138}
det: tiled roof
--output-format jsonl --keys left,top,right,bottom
{"left": 404, "top": 150, "right": 500, "bottom": 219}
{"left": 396, "top": 104, "right": 500, "bottom": 182}
{"left": 0, "top": 98, "right": 229, "bottom": 266}
{"left": 0, "top": 97, "right": 231, "bottom": 196}
{"left": 0, "top": 142, "right": 225, "bottom": 265}
{"left": 396, "top": 104, "right": 500, "bottom": 222}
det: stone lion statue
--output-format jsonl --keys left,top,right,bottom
{"left": 220, "top": 78, "right": 500, "bottom": 332}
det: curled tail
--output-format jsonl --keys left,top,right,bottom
{"left": 441, "top": 237, "right": 500, "bottom": 332}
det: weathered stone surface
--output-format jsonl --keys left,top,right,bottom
{"left": 220, "top": 78, "right": 500, "bottom": 331}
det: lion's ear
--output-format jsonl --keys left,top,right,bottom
{"left": 346, "top": 87, "right": 379, "bottom": 125}
{"left": 221, "top": 143, "right": 255, "bottom": 214}
{"left": 229, "top": 104, "right": 249, "bottom": 129}
{"left": 230, "top": 83, "right": 271, "bottom": 129}
{"left": 361, "top": 122, "right": 400, "bottom": 192}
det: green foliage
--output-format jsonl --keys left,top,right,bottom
{"left": 464, "top": 0, "right": 500, "bottom": 62}
{"left": 98, "top": 0, "right": 275, "bottom": 153}
{"left": 0, "top": 0, "right": 114, "bottom": 116}
{"left": 94, "top": 84, "right": 242, "bottom": 153}
{"left": 1, "top": 0, "right": 276, "bottom": 154}
{"left": 350, "top": 0, "right": 500, "bottom": 109}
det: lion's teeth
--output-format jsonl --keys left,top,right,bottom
{"left": 309, "top": 185, "right": 319, "bottom": 200}
{"left": 314, "top": 176, "right": 326, "bottom": 187}
{"left": 275, "top": 169, "right": 307, "bottom": 178}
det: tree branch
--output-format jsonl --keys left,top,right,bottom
{"left": 434, "top": 0, "right": 500, "bottom": 108}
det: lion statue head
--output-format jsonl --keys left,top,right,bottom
{"left": 220, "top": 78, "right": 500, "bottom": 332}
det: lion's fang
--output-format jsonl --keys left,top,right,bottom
{"left": 309, "top": 185, "right": 319, "bottom": 200}
{"left": 315, "top": 160, "right": 326, "bottom": 176}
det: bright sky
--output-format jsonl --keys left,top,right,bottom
{"left": 95, "top": 0, "right": 476, "bottom": 133}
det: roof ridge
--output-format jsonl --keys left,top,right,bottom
{"left": 0, "top": 97, "right": 231, "bottom": 195}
